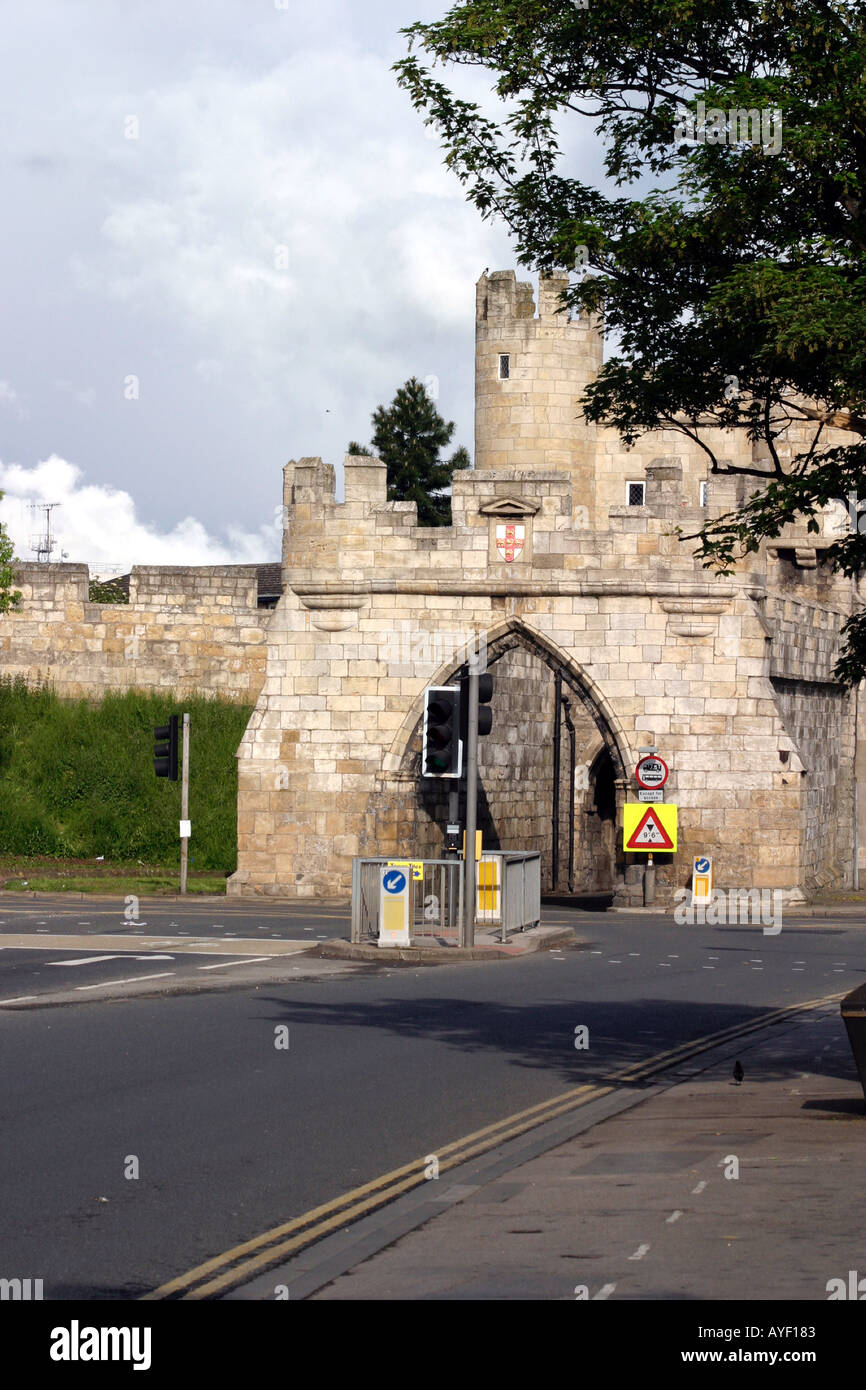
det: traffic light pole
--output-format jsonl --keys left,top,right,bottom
{"left": 180, "top": 713, "right": 190, "bottom": 895}
{"left": 463, "top": 669, "right": 479, "bottom": 948}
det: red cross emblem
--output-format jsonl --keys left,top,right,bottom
{"left": 495, "top": 523, "right": 525, "bottom": 562}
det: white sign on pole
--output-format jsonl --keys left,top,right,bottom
{"left": 179, "top": 820, "right": 191, "bottom": 838}
{"left": 637, "top": 789, "right": 664, "bottom": 803}
{"left": 379, "top": 866, "right": 411, "bottom": 948}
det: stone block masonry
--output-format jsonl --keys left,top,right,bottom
{"left": 0, "top": 564, "right": 271, "bottom": 701}
{"left": 228, "top": 408, "right": 860, "bottom": 904}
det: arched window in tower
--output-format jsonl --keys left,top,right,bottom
{"left": 498, "top": 354, "right": 510, "bottom": 380}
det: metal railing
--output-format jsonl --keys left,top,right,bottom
{"left": 350, "top": 851, "right": 541, "bottom": 945}
{"left": 501, "top": 852, "right": 542, "bottom": 937}
{"left": 351, "top": 858, "right": 463, "bottom": 944}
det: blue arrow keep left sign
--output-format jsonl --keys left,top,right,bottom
{"left": 695, "top": 857, "right": 710, "bottom": 874}
{"left": 383, "top": 869, "right": 407, "bottom": 894}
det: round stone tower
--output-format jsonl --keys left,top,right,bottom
{"left": 474, "top": 269, "right": 604, "bottom": 515}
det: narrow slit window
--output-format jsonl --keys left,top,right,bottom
{"left": 626, "top": 481, "right": 645, "bottom": 507}
{"left": 498, "top": 354, "right": 510, "bottom": 380}
{"left": 699, "top": 480, "right": 708, "bottom": 507}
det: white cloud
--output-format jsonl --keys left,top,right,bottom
{"left": 72, "top": 48, "right": 503, "bottom": 389}
{"left": 0, "top": 455, "right": 280, "bottom": 567}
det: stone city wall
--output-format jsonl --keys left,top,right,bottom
{"left": 0, "top": 563, "right": 271, "bottom": 701}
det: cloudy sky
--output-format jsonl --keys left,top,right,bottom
{"left": 0, "top": 1, "right": 525, "bottom": 568}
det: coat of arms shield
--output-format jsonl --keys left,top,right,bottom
{"left": 495, "top": 523, "right": 525, "bottom": 562}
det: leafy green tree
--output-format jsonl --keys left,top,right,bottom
{"left": 0, "top": 496, "right": 22, "bottom": 614}
{"left": 395, "top": 0, "right": 866, "bottom": 680}
{"left": 348, "top": 377, "right": 470, "bottom": 525}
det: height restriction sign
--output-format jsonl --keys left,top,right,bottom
{"left": 623, "top": 803, "right": 677, "bottom": 851}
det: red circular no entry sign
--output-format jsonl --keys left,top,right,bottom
{"left": 635, "top": 755, "right": 669, "bottom": 789}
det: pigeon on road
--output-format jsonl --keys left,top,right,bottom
{"left": 732, "top": 1060, "right": 744, "bottom": 1085}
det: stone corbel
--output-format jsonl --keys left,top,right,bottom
{"left": 297, "top": 593, "right": 366, "bottom": 631}
{"left": 658, "top": 596, "right": 730, "bottom": 639}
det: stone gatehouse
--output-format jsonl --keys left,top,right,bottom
{"left": 0, "top": 269, "right": 861, "bottom": 905}
{"left": 227, "top": 272, "right": 862, "bottom": 905}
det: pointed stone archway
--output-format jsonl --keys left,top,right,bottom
{"left": 367, "top": 619, "right": 633, "bottom": 902}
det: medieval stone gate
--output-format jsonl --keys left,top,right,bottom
{"left": 0, "top": 269, "right": 860, "bottom": 904}
{"left": 226, "top": 271, "right": 860, "bottom": 905}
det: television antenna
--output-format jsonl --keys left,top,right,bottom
{"left": 29, "top": 502, "right": 61, "bottom": 562}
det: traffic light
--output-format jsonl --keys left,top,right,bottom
{"left": 153, "top": 715, "right": 179, "bottom": 781}
{"left": 460, "top": 671, "right": 494, "bottom": 738}
{"left": 422, "top": 686, "right": 462, "bottom": 778}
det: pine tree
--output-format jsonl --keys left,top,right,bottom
{"left": 348, "top": 378, "right": 470, "bottom": 525}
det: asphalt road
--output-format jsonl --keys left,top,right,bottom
{"left": 1, "top": 906, "right": 864, "bottom": 1299}
{"left": 0, "top": 894, "right": 352, "bottom": 940}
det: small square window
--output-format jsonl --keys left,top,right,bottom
{"left": 626, "top": 481, "right": 645, "bottom": 507}
{"left": 498, "top": 354, "right": 510, "bottom": 380}
{"left": 699, "top": 480, "right": 708, "bottom": 507}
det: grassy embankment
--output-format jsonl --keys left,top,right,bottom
{"left": 0, "top": 677, "right": 253, "bottom": 894}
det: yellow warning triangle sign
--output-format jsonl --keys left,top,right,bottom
{"left": 624, "top": 806, "right": 675, "bottom": 851}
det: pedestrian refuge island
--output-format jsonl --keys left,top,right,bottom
{"left": 350, "top": 853, "right": 541, "bottom": 946}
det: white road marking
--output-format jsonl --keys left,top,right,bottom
{"left": 692, "top": 1181, "right": 707, "bottom": 1195}
{"left": 198, "top": 957, "right": 274, "bottom": 971}
{"left": 628, "top": 1244, "right": 650, "bottom": 1261}
{"left": 608, "top": 959, "right": 622, "bottom": 964}
{"left": 659, "top": 963, "right": 671, "bottom": 967}
{"left": 666, "top": 1210, "right": 683, "bottom": 1224}
{"left": 49, "top": 955, "right": 123, "bottom": 966}
{"left": 0, "top": 995, "right": 38, "bottom": 1004}
{"left": 593, "top": 1284, "right": 616, "bottom": 1300}
{"left": 48, "top": 954, "right": 176, "bottom": 967}
{"left": 628, "top": 952, "right": 640, "bottom": 957}
{"left": 702, "top": 966, "right": 715, "bottom": 970}
{"left": 75, "top": 973, "right": 175, "bottom": 990}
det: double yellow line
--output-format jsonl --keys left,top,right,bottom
{"left": 143, "top": 991, "right": 842, "bottom": 1301}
